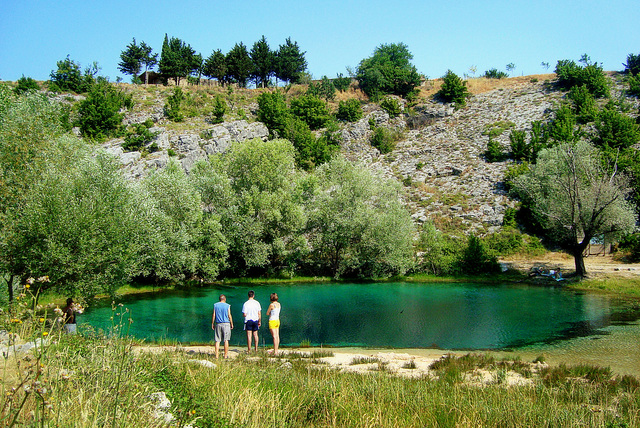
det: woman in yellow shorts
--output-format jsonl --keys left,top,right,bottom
{"left": 267, "top": 293, "right": 281, "bottom": 355}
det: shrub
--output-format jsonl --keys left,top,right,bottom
{"left": 567, "top": 84, "right": 598, "bottom": 123}
{"left": 624, "top": 53, "right": 640, "bottom": 76}
{"left": 484, "top": 138, "right": 506, "bottom": 162}
{"left": 483, "top": 68, "right": 508, "bottom": 79}
{"left": 380, "top": 97, "right": 402, "bottom": 118}
{"left": 504, "top": 162, "right": 530, "bottom": 191}
{"left": 628, "top": 74, "right": 640, "bottom": 97}
{"left": 122, "top": 122, "right": 157, "bottom": 152}
{"left": 77, "top": 79, "right": 132, "bottom": 141}
{"left": 307, "top": 76, "right": 336, "bottom": 101}
{"left": 457, "top": 235, "right": 500, "bottom": 275}
{"left": 209, "top": 95, "right": 227, "bottom": 124}
{"left": 554, "top": 57, "right": 609, "bottom": 98}
{"left": 283, "top": 116, "right": 334, "bottom": 170}
{"left": 290, "top": 94, "right": 331, "bottom": 130}
{"left": 164, "top": 87, "right": 184, "bottom": 122}
{"left": 14, "top": 76, "right": 40, "bottom": 94}
{"left": 618, "top": 233, "right": 640, "bottom": 262}
{"left": 370, "top": 126, "right": 398, "bottom": 154}
{"left": 336, "top": 99, "right": 362, "bottom": 122}
{"left": 509, "top": 130, "right": 527, "bottom": 161}
{"left": 594, "top": 106, "right": 640, "bottom": 149}
{"left": 257, "top": 91, "right": 290, "bottom": 137}
{"left": 333, "top": 73, "right": 351, "bottom": 92}
{"left": 437, "top": 70, "right": 469, "bottom": 108}
{"left": 48, "top": 56, "right": 97, "bottom": 93}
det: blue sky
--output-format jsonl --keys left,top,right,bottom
{"left": 1, "top": 0, "right": 638, "bottom": 82}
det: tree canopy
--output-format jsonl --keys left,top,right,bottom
{"left": 158, "top": 34, "right": 201, "bottom": 85}
{"left": 513, "top": 141, "right": 636, "bottom": 276}
{"left": 356, "top": 43, "right": 421, "bottom": 99}
{"left": 118, "top": 38, "right": 157, "bottom": 83}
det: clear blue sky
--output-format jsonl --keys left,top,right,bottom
{"left": 1, "top": 0, "right": 638, "bottom": 82}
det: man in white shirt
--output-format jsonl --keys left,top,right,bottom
{"left": 242, "top": 290, "right": 261, "bottom": 352}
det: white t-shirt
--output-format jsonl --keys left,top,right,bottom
{"left": 242, "top": 299, "right": 261, "bottom": 321}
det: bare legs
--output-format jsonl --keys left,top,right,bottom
{"left": 246, "top": 330, "right": 258, "bottom": 352}
{"left": 270, "top": 327, "right": 280, "bottom": 354}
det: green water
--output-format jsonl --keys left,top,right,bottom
{"left": 80, "top": 282, "right": 640, "bottom": 353}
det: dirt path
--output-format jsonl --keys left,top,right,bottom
{"left": 501, "top": 253, "right": 640, "bottom": 279}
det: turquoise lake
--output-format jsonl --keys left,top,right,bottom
{"left": 79, "top": 282, "right": 640, "bottom": 351}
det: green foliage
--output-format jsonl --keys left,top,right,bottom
{"left": 164, "top": 87, "right": 185, "bottom": 122}
{"left": 336, "top": 98, "right": 363, "bottom": 122}
{"left": 567, "top": 84, "right": 598, "bottom": 123}
{"left": 483, "top": 120, "right": 515, "bottom": 139}
{"left": 548, "top": 104, "right": 580, "bottom": 143}
{"left": 618, "top": 233, "right": 640, "bottom": 262}
{"left": 356, "top": 42, "right": 421, "bottom": 98}
{"left": 275, "top": 37, "right": 307, "bottom": 84}
{"left": 483, "top": 68, "right": 508, "bottom": 79}
{"left": 624, "top": 53, "right": 640, "bottom": 76}
{"left": 484, "top": 138, "right": 506, "bottom": 162}
{"left": 159, "top": 34, "right": 201, "bottom": 86}
{"left": 203, "top": 49, "right": 228, "bottom": 85}
{"left": 380, "top": 96, "right": 402, "bottom": 118}
{"left": 457, "top": 235, "right": 500, "bottom": 275}
{"left": 209, "top": 95, "right": 227, "bottom": 124}
{"left": 370, "top": 126, "right": 397, "bottom": 154}
{"left": 483, "top": 227, "right": 545, "bottom": 257}
{"left": 283, "top": 116, "right": 336, "bottom": 170}
{"left": 307, "top": 76, "right": 336, "bottom": 101}
{"left": 250, "top": 35, "right": 275, "bottom": 88}
{"left": 256, "top": 90, "right": 291, "bottom": 136}
{"left": 504, "top": 162, "right": 530, "bottom": 191}
{"left": 226, "top": 42, "right": 253, "bottom": 88}
{"left": 48, "top": 55, "right": 96, "bottom": 93}
{"left": 628, "top": 74, "right": 640, "bottom": 96}
{"left": 14, "top": 75, "right": 40, "bottom": 94}
{"left": 333, "top": 73, "right": 351, "bottom": 92}
{"left": 118, "top": 38, "right": 157, "bottom": 80}
{"left": 122, "top": 122, "right": 157, "bottom": 152}
{"left": 554, "top": 57, "right": 609, "bottom": 98}
{"left": 594, "top": 105, "right": 640, "bottom": 149}
{"left": 290, "top": 94, "right": 331, "bottom": 130}
{"left": 76, "top": 79, "right": 132, "bottom": 141}
{"left": 437, "top": 70, "right": 469, "bottom": 108}
{"left": 306, "top": 156, "right": 415, "bottom": 277}
{"left": 509, "top": 130, "right": 527, "bottom": 161}
{"left": 415, "top": 222, "right": 463, "bottom": 275}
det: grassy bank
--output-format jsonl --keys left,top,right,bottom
{"left": 2, "top": 326, "right": 639, "bottom": 427}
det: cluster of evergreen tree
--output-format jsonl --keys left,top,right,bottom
{"left": 119, "top": 35, "right": 307, "bottom": 88}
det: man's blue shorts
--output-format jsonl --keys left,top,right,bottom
{"left": 245, "top": 320, "right": 259, "bottom": 331}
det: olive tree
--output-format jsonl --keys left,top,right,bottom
{"left": 513, "top": 141, "right": 636, "bottom": 277}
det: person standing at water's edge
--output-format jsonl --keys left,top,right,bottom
{"left": 267, "top": 293, "right": 281, "bottom": 355}
{"left": 212, "top": 294, "right": 234, "bottom": 359}
{"left": 242, "top": 290, "right": 261, "bottom": 352}
{"left": 62, "top": 298, "right": 78, "bottom": 334}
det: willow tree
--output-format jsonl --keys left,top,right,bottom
{"left": 513, "top": 141, "right": 636, "bottom": 277}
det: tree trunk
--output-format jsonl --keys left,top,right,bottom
{"left": 572, "top": 241, "right": 590, "bottom": 277}
{"left": 7, "top": 274, "right": 14, "bottom": 302}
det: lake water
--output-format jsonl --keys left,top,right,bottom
{"left": 79, "top": 282, "right": 640, "bottom": 357}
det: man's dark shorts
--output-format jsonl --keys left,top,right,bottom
{"left": 245, "top": 320, "right": 259, "bottom": 331}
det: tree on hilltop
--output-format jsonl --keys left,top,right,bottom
{"left": 226, "top": 42, "right": 253, "bottom": 88}
{"left": 118, "top": 38, "right": 158, "bottom": 84}
{"left": 356, "top": 42, "right": 421, "bottom": 99}
{"left": 158, "top": 34, "right": 200, "bottom": 86}
{"left": 275, "top": 37, "right": 307, "bottom": 85}
{"left": 203, "top": 49, "right": 228, "bottom": 85}
{"left": 250, "top": 35, "right": 275, "bottom": 88}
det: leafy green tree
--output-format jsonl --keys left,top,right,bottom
{"left": 275, "top": 37, "right": 307, "bottom": 85}
{"left": 333, "top": 73, "right": 351, "bottom": 92}
{"left": 483, "top": 68, "right": 508, "bottom": 79}
{"left": 195, "top": 139, "right": 305, "bottom": 275}
{"left": 141, "top": 160, "right": 227, "bottom": 281}
{"left": 226, "top": 42, "right": 253, "bottom": 88}
{"left": 567, "top": 85, "right": 598, "bottom": 123}
{"left": 203, "top": 49, "right": 228, "bottom": 85}
{"left": 336, "top": 99, "right": 363, "bottom": 122}
{"left": 250, "top": 35, "right": 275, "bottom": 88}
{"left": 3, "top": 138, "right": 154, "bottom": 298}
{"left": 49, "top": 55, "right": 94, "bottom": 93}
{"left": 555, "top": 57, "right": 609, "bottom": 98}
{"left": 305, "top": 156, "right": 415, "bottom": 278}
{"left": 118, "top": 38, "right": 157, "bottom": 84}
{"left": 457, "top": 235, "right": 500, "bottom": 275}
{"left": 548, "top": 105, "right": 580, "bottom": 144}
{"left": 283, "top": 116, "right": 335, "bottom": 170}
{"left": 76, "top": 79, "right": 132, "bottom": 140}
{"left": 593, "top": 105, "right": 640, "bottom": 149}
{"left": 437, "top": 70, "right": 469, "bottom": 108}
{"left": 307, "top": 76, "right": 336, "bottom": 101}
{"left": 380, "top": 97, "right": 402, "bottom": 118}
{"left": 159, "top": 34, "right": 200, "bottom": 85}
{"left": 415, "top": 222, "right": 463, "bottom": 275}
{"left": 256, "top": 90, "right": 291, "bottom": 137}
{"left": 290, "top": 94, "right": 331, "bottom": 130}
{"left": 209, "top": 95, "right": 227, "bottom": 124}
{"left": 164, "top": 87, "right": 184, "bottom": 122}
{"left": 355, "top": 43, "right": 421, "bottom": 99}
{"left": 513, "top": 141, "right": 636, "bottom": 276}
{"left": 13, "top": 76, "right": 39, "bottom": 94}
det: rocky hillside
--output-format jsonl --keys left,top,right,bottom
{"left": 100, "top": 73, "right": 637, "bottom": 236}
